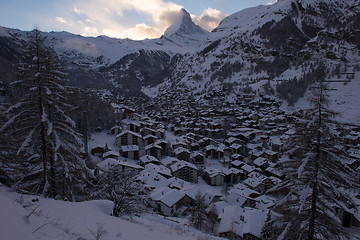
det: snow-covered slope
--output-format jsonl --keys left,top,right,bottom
{"left": 144, "top": 0, "right": 360, "bottom": 124}
{"left": 0, "top": 187, "right": 221, "bottom": 240}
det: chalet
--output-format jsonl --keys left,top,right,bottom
{"left": 156, "top": 128, "right": 165, "bottom": 139}
{"left": 271, "top": 137, "right": 283, "bottom": 153}
{"left": 203, "top": 192, "right": 223, "bottom": 206}
{"left": 174, "top": 147, "right": 190, "bottom": 161}
{"left": 154, "top": 139, "right": 167, "bottom": 155}
{"left": 253, "top": 157, "right": 269, "bottom": 171}
{"left": 249, "top": 150, "right": 263, "bottom": 161}
{"left": 205, "top": 145, "right": 224, "bottom": 159}
{"left": 145, "top": 144, "right": 162, "bottom": 159}
{"left": 149, "top": 187, "right": 185, "bottom": 216}
{"left": 129, "top": 112, "right": 142, "bottom": 121}
{"left": 108, "top": 125, "right": 122, "bottom": 135}
{"left": 116, "top": 160, "right": 144, "bottom": 176}
{"left": 120, "top": 145, "right": 140, "bottom": 160}
{"left": 191, "top": 151, "right": 205, "bottom": 164}
{"left": 181, "top": 187, "right": 206, "bottom": 206}
{"left": 103, "top": 151, "right": 119, "bottom": 160}
{"left": 190, "top": 142, "right": 200, "bottom": 151}
{"left": 254, "top": 195, "right": 276, "bottom": 210}
{"left": 143, "top": 163, "right": 172, "bottom": 179}
{"left": 225, "top": 137, "right": 243, "bottom": 147}
{"left": 170, "top": 160, "right": 198, "bottom": 183}
{"left": 143, "top": 134, "right": 158, "bottom": 146}
{"left": 172, "top": 141, "right": 188, "bottom": 150}
{"left": 121, "top": 106, "right": 136, "bottom": 119}
{"left": 139, "top": 155, "right": 161, "bottom": 167}
{"left": 141, "top": 127, "right": 157, "bottom": 137}
{"left": 265, "top": 166, "right": 283, "bottom": 179}
{"left": 241, "top": 164, "right": 255, "bottom": 179}
{"left": 222, "top": 168, "right": 243, "bottom": 184}
{"left": 243, "top": 172, "right": 274, "bottom": 194}
{"left": 229, "top": 143, "right": 243, "bottom": 155}
{"left": 91, "top": 146, "right": 105, "bottom": 157}
{"left": 199, "top": 137, "right": 211, "bottom": 147}
{"left": 203, "top": 168, "right": 225, "bottom": 186}
{"left": 263, "top": 150, "right": 278, "bottom": 162}
{"left": 231, "top": 160, "right": 245, "bottom": 169}
{"left": 115, "top": 130, "right": 143, "bottom": 149}
{"left": 218, "top": 206, "right": 268, "bottom": 240}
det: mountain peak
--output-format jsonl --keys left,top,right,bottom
{"left": 163, "top": 8, "right": 209, "bottom": 46}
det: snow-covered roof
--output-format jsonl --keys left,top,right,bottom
{"left": 103, "top": 150, "right": 119, "bottom": 158}
{"left": 145, "top": 144, "right": 162, "bottom": 150}
{"left": 117, "top": 160, "right": 144, "bottom": 170}
{"left": 174, "top": 147, "right": 190, "bottom": 155}
{"left": 116, "top": 130, "right": 142, "bottom": 139}
{"left": 218, "top": 206, "right": 268, "bottom": 238}
{"left": 243, "top": 173, "right": 267, "bottom": 189}
{"left": 144, "top": 163, "right": 172, "bottom": 178}
{"left": 136, "top": 170, "right": 172, "bottom": 189}
{"left": 140, "top": 155, "right": 159, "bottom": 163}
{"left": 254, "top": 157, "right": 268, "bottom": 167}
{"left": 151, "top": 187, "right": 185, "bottom": 208}
{"left": 230, "top": 143, "right": 242, "bottom": 149}
{"left": 97, "top": 158, "right": 119, "bottom": 171}
{"left": 170, "top": 160, "right": 198, "bottom": 172}
{"left": 241, "top": 164, "right": 255, "bottom": 173}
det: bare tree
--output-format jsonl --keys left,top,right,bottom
{"left": 189, "top": 191, "right": 207, "bottom": 230}
{"left": 92, "top": 168, "right": 147, "bottom": 217}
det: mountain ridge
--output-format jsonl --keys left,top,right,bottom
{"left": 0, "top": 0, "right": 359, "bottom": 116}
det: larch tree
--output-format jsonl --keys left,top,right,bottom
{"left": 189, "top": 191, "right": 207, "bottom": 230}
{"left": 265, "top": 77, "right": 359, "bottom": 239}
{"left": 0, "top": 28, "right": 91, "bottom": 200}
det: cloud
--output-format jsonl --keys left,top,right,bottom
{"left": 193, "top": 8, "right": 228, "bottom": 31}
{"left": 55, "top": 17, "right": 73, "bottom": 26}
{"left": 54, "top": 0, "right": 185, "bottom": 39}
{"left": 53, "top": 0, "right": 228, "bottom": 39}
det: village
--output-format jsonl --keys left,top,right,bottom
{"left": 89, "top": 87, "right": 360, "bottom": 239}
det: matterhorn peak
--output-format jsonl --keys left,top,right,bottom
{"left": 163, "top": 8, "right": 209, "bottom": 47}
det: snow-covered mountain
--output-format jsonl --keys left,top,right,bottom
{"left": 144, "top": 0, "right": 360, "bottom": 123}
{"left": 1, "top": 0, "right": 359, "bottom": 112}
{"left": 162, "top": 8, "right": 209, "bottom": 47}
{"left": 0, "top": 9, "right": 208, "bottom": 95}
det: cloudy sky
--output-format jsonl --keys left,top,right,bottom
{"left": 0, "top": 0, "right": 276, "bottom": 40}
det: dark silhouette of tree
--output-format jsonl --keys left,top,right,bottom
{"left": 267, "top": 78, "right": 359, "bottom": 239}
{"left": 0, "top": 28, "right": 90, "bottom": 200}
{"left": 92, "top": 168, "right": 147, "bottom": 217}
{"left": 189, "top": 191, "right": 207, "bottom": 230}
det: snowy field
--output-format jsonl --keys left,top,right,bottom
{"left": 0, "top": 185, "right": 222, "bottom": 240}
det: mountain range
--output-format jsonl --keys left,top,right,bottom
{"left": 0, "top": 0, "right": 359, "bottom": 122}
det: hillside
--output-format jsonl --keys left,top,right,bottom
{"left": 1, "top": 0, "right": 359, "bottom": 107}
{"left": 0, "top": 186, "right": 221, "bottom": 240}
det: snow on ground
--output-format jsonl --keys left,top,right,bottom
{"left": 279, "top": 71, "right": 360, "bottom": 126}
{"left": 89, "top": 131, "right": 117, "bottom": 150}
{"left": 0, "top": 185, "right": 223, "bottom": 240}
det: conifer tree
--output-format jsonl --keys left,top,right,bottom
{"left": 0, "top": 28, "right": 90, "bottom": 200}
{"left": 266, "top": 78, "right": 359, "bottom": 239}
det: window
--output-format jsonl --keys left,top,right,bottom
{"left": 132, "top": 136, "right": 138, "bottom": 145}
{"left": 121, "top": 135, "right": 127, "bottom": 145}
